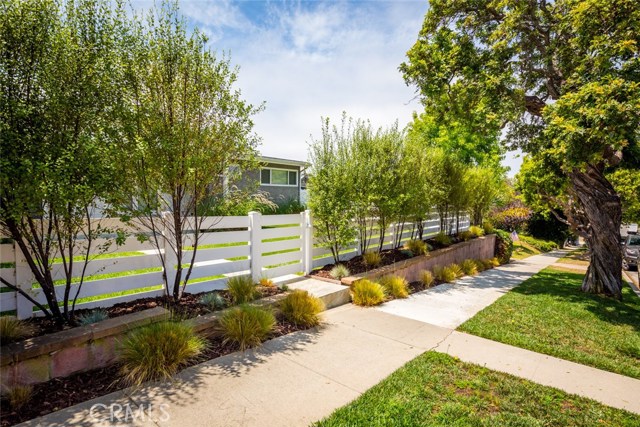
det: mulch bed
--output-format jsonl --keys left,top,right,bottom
{"left": 310, "top": 236, "right": 460, "bottom": 280}
{"left": 11, "top": 287, "right": 283, "bottom": 342}
{"left": 0, "top": 314, "right": 308, "bottom": 427}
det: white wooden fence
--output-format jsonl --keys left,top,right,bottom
{"left": 0, "top": 211, "right": 468, "bottom": 319}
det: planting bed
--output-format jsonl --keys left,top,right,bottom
{"left": 0, "top": 314, "right": 308, "bottom": 427}
{"left": 7, "top": 286, "right": 282, "bottom": 342}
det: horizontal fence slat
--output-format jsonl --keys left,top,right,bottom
{"left": 262, "top": 249, "right": 301, "bottom": 265}
{"left": 262, "top": 238, "right": 302, "bottom": 254}
{"left": 261, "top": 214, "right": 301, "bottom": 227}
{"left": 51, "top": 253, "right": 160, "bottom": 282}
{"left": 198, "top": 230, "right": 250, "bottom": 247}
{"left": 0, "top": 292, "right": 17, "bottom": 311}
{"left": 261, "top": 226, "right": 302, "bottom": 240}
{"left": 263, "top": 262, "right": 303, "bottom": 278}
{"left": 187, "top": 259, "right": 250, "bottom": 280}
{"left": 64, "top": 271, "right": 164, "bottom": 301}
{"left": 0, "top": 268, "right": 15, "bottom": 286}
{"left": 0, "top": 243, "right": 15, "bottom": 261}
{"left": 200, "top": 216, "right": 249, "bottom": 230}
{"left": 183, "top": 278, "right": 227, "bottom": 294}
{"left": 185, "top": 245, "right": 249, "bottom": 263}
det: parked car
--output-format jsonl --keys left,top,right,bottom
{"left": 622, "top": 234, "right": 639, "bottom": 271}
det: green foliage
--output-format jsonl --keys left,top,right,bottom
{"left": 198, "top": 292, "right": 227, "bottom": 311}
{"left": 525, "top": 212, "right": 571, "bottom": 246}
{"left": 457, "top": 231, "right": 473, "bottom": 241}
{"left": 0, "top": 316, "right": 34, "bottom": 342}
{"left": 274, "top": 198, "right": 307, "bottom": 214}
{"left": 607, "top": 168, "right": 640, "bottom": 223}
{"left": 460, "top": 259, "right": 478, "bottom": 276}
{"left": 448, "top": 263, "right": 464, "bottom": 278}
{"left": 468, "top": 226, "right": 484, "bottom": 238}
{"left": 482, "top": 259, "right": 495, "bottom": 270}
{"left": 474, "top": 259, "right": 487, "bottom": 272}
{"left": 465, "top": 167, "right": 505, "bottom": 225}
{"left": 351, "top": 280, "right": 386, "bottom": 306}
{"left": 404, "top": 239, "right": 427, "bottom": 256}
{"left": 433, "top": 266, "right": 456, "bottom": 283}
{"left": 77, "top": 309, "right": 109, "bottom": 326}
{"left": 6, "top": 385, "right": 32, "bottom": 411}
{"left": 490, "top": 257, "right": 501, "bottom": 267}
{"left": 118, "top": 321, "right": 206, "bottom": 386}
{"left": 519, "top": 235, "right": 558, "bottom": 253}
{"left": 378, "top": 276, "right": 409, "bottom": 299}
{"left": 362, "top": 251, "right": 382, "bottom": 268}
{"left": 482, "top": 221, "right": 495, "bottom": 235}
{"left": 220, "top": 305, "right": 276, "bottom": 351}
{"left": 494, "top": 230, "right": 514, "bottom": 265}
{"left": 280, "top": 290, "right": 325, "bottom": 327}
{"left": 258, "top": 277, "right": 275, "bottom": 288}
{"left": 420, "top": 270, "right": 435, "bottom": 288}
{"left": 432, "top": 232, "right": 452, "bottom": 247}
{"left": 329, "top": 264, "right": 351, "bottom": 280}
{"left": 205, "top": 191, "right": 277, "bottom": 216}
{"left": 226, "top": 275, "right": 258, "bottom": 305}
{"left": 489, "top": 202, "right": 533, "bottom": 232}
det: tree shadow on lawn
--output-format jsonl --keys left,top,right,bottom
{"left": 509, "top": 268, "right": 640, "bottom": 333}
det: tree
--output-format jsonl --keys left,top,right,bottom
{"left": 401, "top": 0, "right": 640, "bottom": 298}
{"left": 466, "top": 167, "right": 502, "bottom": 226}
{"left": 0, "top": 0, "right": 128, "bottom": 324}
{"left": 307, "top": 116, "right": 357, "bottom": 264}
{"left": 119, "top": 1, "right": 261, "bottom": 302}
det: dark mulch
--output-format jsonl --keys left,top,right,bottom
{"left": 0, "top": 314, "right": 308, "bottom": 427}
{"left": 310, "top": 235, "right": 461, "bottom": 280}
{"left": 10, "top": 287, "right": 283, "bottom": 342}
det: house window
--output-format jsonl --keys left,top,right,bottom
{"left": 260, "top": 168, "right": 298, "bottom": 186}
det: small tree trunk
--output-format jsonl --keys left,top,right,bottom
{"left": 570, "top": 165, "right": 622, "bottom": 299}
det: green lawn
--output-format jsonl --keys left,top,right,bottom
{"left": 313, "top": 352, "right": 639, "bottom": 427}
{"left": 558, "top": 247, "right": 590, "bottom": 266}
{"left": 511, "top": 241, "right": 542, "bottom": 260}
{"left": 459, "top": 267, "right": 640, "bottom": 379}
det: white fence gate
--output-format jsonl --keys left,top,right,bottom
{"left": 0, "top": 211, "right": 468, "bottom": 319}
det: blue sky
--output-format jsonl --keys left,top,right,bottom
{"left": 133, "top": 0, "right": 522, "bottom": 175}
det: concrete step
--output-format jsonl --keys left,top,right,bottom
{"left": 287, "top": 278, "right": 351, "bottom": 309}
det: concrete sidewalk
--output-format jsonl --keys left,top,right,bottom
{"left": 376, "top": 251, "right": 566, "bottom": 328}
{"left": 18, "top": 250, "right": 640, "bottom": 426}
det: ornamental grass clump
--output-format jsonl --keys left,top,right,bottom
{"left": 421, "top": 270, "right": 435, "bottom": 288}
{"left": 482, "top": 258, "right": 495, "bottom": 270}
{"left": 461, "top": 259, "right": 479, "bottom": 276}
{"left": 449, "top": 263, "right": 464, "bottom": 278}
{"left": 352, "top": 279, "right": 386, "bottom": 306}
{"left": 330, "top": 264, "right": 351, "bottom": 280}
{"left": 363, "top": 251, "right": 382, "bottom": 268}
{"left": 220, "top": 305, "right": 276, "bottom": 351}
{"left": 490, "top": 257, "right": 501, "bottom": 267}
{"left": 119, "top": 321, "right": 206, "bottom": 386}
{"left": 199, "top": 292, "right": 226, "bottom": 310}
{"left": 0, "top": 316, "right": 34, "bottom": 343}
{"left": 474, "top": 259, "right": 487, "bottom": 272}
{"left": 404, "top": 239, "right": 428, "bottom": 256}
{"left": 77, "top": 309, "right": 109, "bottom": 326}
{"left": 433, "top": 232, "right": 452, "bottom": 247}
{"left": 6, "top": 385, "right": 32, "bottom": 411}
{"left": 468, "top": 225, "right": 484, "bottom": 237}
{"left": 433, "top": 265, "right": 456, "bottom": 283}
{"left": 258, "top": 277, "right": 275, "bottom": 287}
{"left": 378, "top": 275, "right": 409, "bottom": 299}
{"left": 458, "top": 231, "right": 474, "bottom": 241}
{"left": 227, "top": 275, "right": 259, "bottom": 304}
{"left": 280, "top": 290, "right": 325, "bottom": 327}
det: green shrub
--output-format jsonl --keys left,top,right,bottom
{"left": 220, "top": 305, "right": 276, "bottom": 351}
{"left": 280, "top": 290, "right": 325, "bottom": 327}
{"left": 352, "top": 279, "right": 386, "bottom": 306}
{"left": 482, "top": 221, "right": 495, "bottom": 234}
{"left": 363, "top": 251, "right": 382, "bottom": 268}
{"left": 458, "top": 230, "right": 473, "bottom": 241}
{"left": 482, "top": 258, "right": 495, "bottom": 270}
{"left": 449, "top": 263, "right": 464, "bottom": 278}
{"left": 0, "top": 316, "right": 34, "bottom": 342}
{"left": 199, "top": 292, "right": 227, "bottom": 310}
{"left": 494, "top": 229, "right": 514, "bottom": 264}
{"left": 330, "top": 264, "right": 351, "bottom": 280}
{"left": 433, "top": 266, "right": 456, "bottom": 283}
{"left": 119, "top": 321, "right": 206, "bottom": 386}
{"left": 421, "top": 270, "right": 435, "bottom": 288}
{"left": 490, "top": 257, "right": 501, "bottom": 267}
{"left": 378, "top": 275, "right": 409, "bottom": 299}
{"left": 77, "top": 309, "right": 109, "bottom": 326}
{"left": 404, "top": 239, "right": 427, "bottom": 256}
{"left": 519, "top": 234, "right": 558, "bottom": 252}
{"left": 461, "top": 259, "right": 478, "bottom": 275}
{"left": 474, "top": 259, "right": 487, "bottom": 272}
{"left": 227, "top": 275, "right": 258, "bottom": 304}
{"left": 6, "top": 385, "right": 32, "bottom": 411}
{"left": 468, "top": 225, "right": 484, "bottom": 237}
{"left": 433, "top": 232, "right": 452, "bottom": 247}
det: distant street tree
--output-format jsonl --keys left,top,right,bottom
{"left": 120, "top": 1, "right": 261, "bottom": 302}
{"left": 0, "top": 0, "right": 128, "bottom": 324}
{"left": 401, "top": 0, "right": 640, "bottom": 298}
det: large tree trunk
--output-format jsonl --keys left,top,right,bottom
{"left": 569, "top": 165, "right": 622, "bottom": 299}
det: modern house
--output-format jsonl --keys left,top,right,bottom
{"left": 233, "top": 156, "right": 309, "bottom": 205}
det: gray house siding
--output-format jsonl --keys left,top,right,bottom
{"left": 233, "top": 159, "right": 306, "bottom": 205}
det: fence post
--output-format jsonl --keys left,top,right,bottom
{"left": 163, "top": 220, "right": 178, "bottom": 296}
{"left": 248, "top": 211, "right": 263, "bottom": 282}
{"left": 389, "top": 223, "right": 396, "bottom": 250}
{"left": 14, "top": 242, "right": 34, "bottom": 319}
{"left": 301, "top": 210, "right": 313, "bottom": 275}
